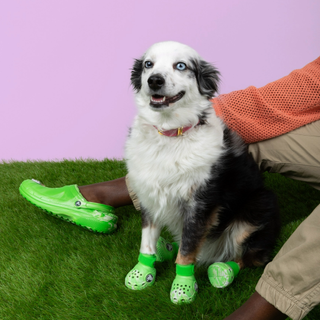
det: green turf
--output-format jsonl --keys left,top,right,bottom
{"left": 0, "top": 159, "right": 319, "bottom": 320}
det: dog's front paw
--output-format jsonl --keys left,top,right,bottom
{"left": 125, "top": 253, "right": 157, "bottom": 290}
{"left": 170, "top": 274, "right": 198, "bottom": 304}
{"left": 170, "top": 264, "right": 198, "bottom": 304}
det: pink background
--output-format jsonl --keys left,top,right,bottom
{"left": 1, "top": 0, "right": 320, "bottom": 161}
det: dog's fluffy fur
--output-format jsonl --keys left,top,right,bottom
{"left": 126, "top": 41, "right": 280, "bottom": 268}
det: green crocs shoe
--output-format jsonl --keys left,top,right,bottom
{"left": 170, "top": 264, "right": 198, "bottom": 304}
{"left": 208, "top": 261, "right": 240, "bottom": 288}
{"left": 155, "top": 237, "right": 179, "bottom": 262}
{"left": 19, "top": 179, "right": 117, "bottom": 234}
{"left": 125, "top": 253, "right": 157, "bottom": 290}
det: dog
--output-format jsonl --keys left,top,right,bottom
{"left": 125, "top": 41, "right": 280, "bottom": 303}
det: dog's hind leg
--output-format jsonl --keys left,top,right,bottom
{"left": 240, "top": 220, "right": 280, "bottom": 268}
{"left": 234, "top": 189, "right": 280, "bottom": 268}
{"left": 155, "top": 237, "right": 179, "bottom": 262}
{"left": 207, "top": 221, "right": 252, "bottom": 289}
{"left": 207, "top": 216, "right": 277, "bottom": 289}
{"left": 208, "top": 189, "right": 280, "bottom": 289}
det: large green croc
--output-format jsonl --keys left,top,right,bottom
{"left": 125, "top": 253, "right": 157, "bottom": 290}
{"left": 208, "top": 261, "right": 240, "bottom": 288}
{"left": 170, "top": 264, "right": 198, "bottom": 304}
{"left": 19, "top": 179, "right": 117, "bottom": 233}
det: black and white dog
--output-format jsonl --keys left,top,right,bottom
{"left": 125, "top": 41, "right": 280, "bottom": 303}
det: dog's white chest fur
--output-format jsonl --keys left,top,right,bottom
{"left": 126, "top": 109, "right": 224, "bottom": 237}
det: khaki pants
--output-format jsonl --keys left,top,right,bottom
{"left": 126, "top": 120, "right": 320, "bottom": 320}
{"left": 249, "top": 120, "right": 320, "bottom": 320}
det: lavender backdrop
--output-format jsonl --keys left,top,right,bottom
{"left": 1, "top": 0, "right": 320, "bottom": 161}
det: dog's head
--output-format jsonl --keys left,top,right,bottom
{"left": 131, "top": 41, "right": 220, "bottom": 113}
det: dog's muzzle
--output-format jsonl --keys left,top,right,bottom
{"left": 147, "top": 74, "right": 185, "bottom": 108}
{"left": 150, "top": 92, "right": 185, "bottom": 108}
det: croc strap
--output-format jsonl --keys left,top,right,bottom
{"left": 176, "top": 263, "right": 195, "bottom": 276}
{"left": 225, "top": 261, "right": 240, "bottom": 277}
{"left": 138, "top": 253, "right": 157, "bottom": 268}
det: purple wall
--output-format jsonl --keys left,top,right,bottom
{"left": 1, "top": 0, "right": 320, "bottom": 161}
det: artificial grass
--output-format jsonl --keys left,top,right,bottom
{"left": 0, "top": 159, "right": 319, "bottom": 320}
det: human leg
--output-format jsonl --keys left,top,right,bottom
{"left": 79, "top": 177, "right": 132, "bottom": 208}
{"left": 77, "top": 173, "right": 142, "bottom": 210}
{"left": 224, "top": 291, "right": 287, "bottom": 320}
{"left": 248, "top": 120, "right": 320, "bottom": 191}
{"left": 254, "top": 203, "right": 320, "bottom": 320}
{"left": 225, "top": 204, "right": 320, "bottom": 320}
{"left": 227, "top": 120, "right": 320, "bottom": 320}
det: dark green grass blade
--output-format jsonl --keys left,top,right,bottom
{"left": 0, "top": 160, "right": 319, "bottom": 319}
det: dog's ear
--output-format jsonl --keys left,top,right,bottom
{"left": 131, "top": 58, "right": 144, "bottom": 92}
{"left": 191, "top": 59, "right": 220, "bottom": 98}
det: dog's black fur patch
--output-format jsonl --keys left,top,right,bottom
{"left": 178, "top": 128, "right": 280, "bottom": 266}
{"left": 197, "top": 108, "right": 212, "bottom": 125}
{"left": 131, "top": 58, "right": 144, "bottom": 92}
{"left": 189, "top": 59, "right": 220, "bottom": 98}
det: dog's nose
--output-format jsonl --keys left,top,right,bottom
{"left": 148, "top": 75, "right": 165, "bottom": 91}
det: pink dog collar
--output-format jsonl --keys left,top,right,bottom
{"left": 154, "top": 120, "right": 200, "bottom": 137}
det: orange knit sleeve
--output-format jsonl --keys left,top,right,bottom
{"left": 212, "top": 57, "right": 320, "bottom": 143}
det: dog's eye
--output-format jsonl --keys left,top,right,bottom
{"left": 176, "top": 62, "right": 186, "bottom": 71}
{"left": 145, "top": 61, "right": 153, "bottom": 69}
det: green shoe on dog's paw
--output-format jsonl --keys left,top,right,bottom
{"left": 19, "top": 179, "right": 117, "bottom": 234}
{"left": 155, "top": 237, "right": 179, "bottom": 262}
{"left": 208, "top": 261, "right": 240, "bottom": 288}
{"left": 125, "top": 253, "right": 157, "bottom": 290}
{"left": 125, "top": 262, "right": 156, "bottom": 290}
{"left": 170, "top": 264, "right": 198, "bottom": 304}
